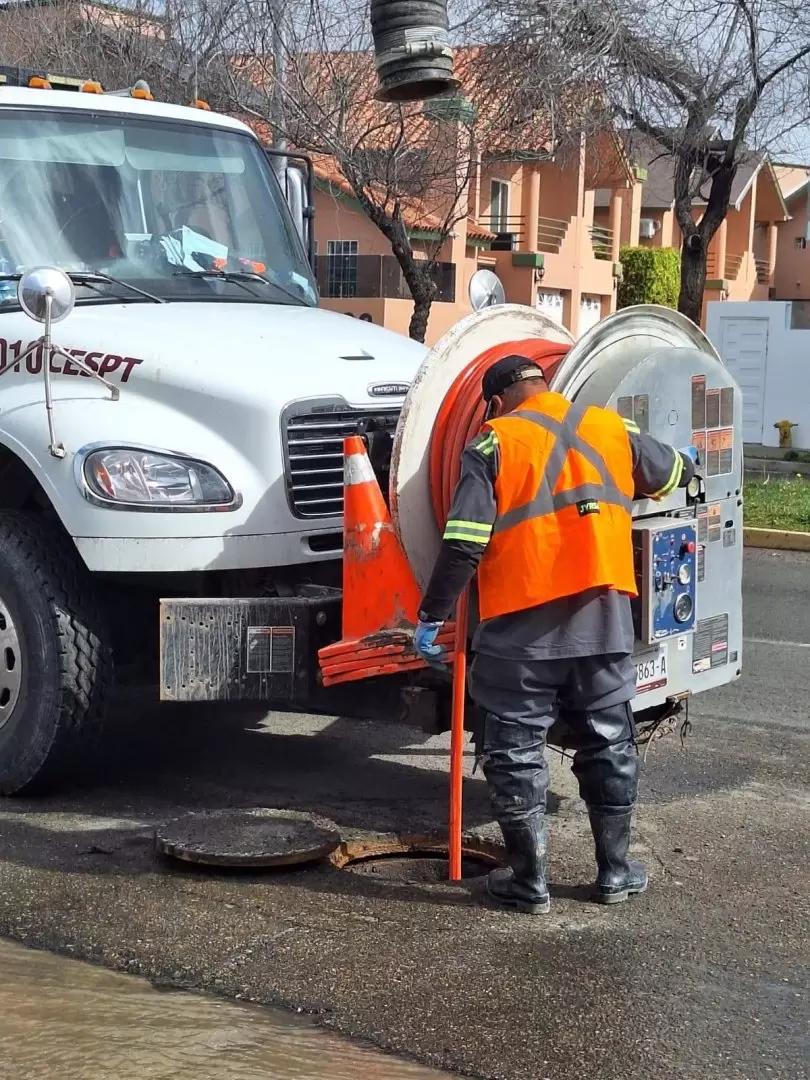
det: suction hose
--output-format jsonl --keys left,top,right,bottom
{"left": 426, "top": 338, "right": 571, "bottom": 880}
{"left": 370, "top": 0, "right": 459, "bottom": 102}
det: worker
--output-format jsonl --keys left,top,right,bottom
{"left": 413, "top": 355, "right": 699, "bottom": 915}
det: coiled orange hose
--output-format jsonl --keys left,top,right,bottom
{"left": 427, "top": 338, "right": 571, "bottom": 880}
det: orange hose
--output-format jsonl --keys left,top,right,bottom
{"left": 428, "top": 338, "right": 571, "bottom": 881}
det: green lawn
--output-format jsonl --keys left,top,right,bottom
{"left": 744, "top": 475, "right": 810, "bottom": 532}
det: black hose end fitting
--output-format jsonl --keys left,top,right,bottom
{"left": 371, "top": 0, "right": 460, "bottom": 103}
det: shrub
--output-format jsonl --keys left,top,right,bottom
{"left": 618, "top": 246, "right": 680, "bottom": 309}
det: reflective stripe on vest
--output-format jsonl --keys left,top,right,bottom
{"left": 477, "top": 393, "right": 638, "bottom": 620}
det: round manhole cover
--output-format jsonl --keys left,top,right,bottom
{"left": 155, "top": 808, "right": 341, "bottom": 868}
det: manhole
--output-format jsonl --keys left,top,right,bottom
{"left": 328, "top": 834, "right": 503, "bottom": 884}
{"left": 155, "top": 808, "right": 341, "bottom": 868}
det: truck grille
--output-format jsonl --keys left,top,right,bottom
{"left": 283, "top": 401, "right": 400, "bottom": 518}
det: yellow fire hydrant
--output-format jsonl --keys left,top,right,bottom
{"left": 774, "top": 420, "right": 798, "bottom": 448}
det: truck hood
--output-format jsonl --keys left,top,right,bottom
{"left": 44, "top": 301, "right": 427, "bottom": 404}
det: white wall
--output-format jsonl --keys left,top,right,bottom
{"left": 707, "top": 301, "right": 810, "bottom": 448}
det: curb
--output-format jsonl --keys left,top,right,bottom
{"left": 744, "top": 461, "right": 810, "bottom": 478}
{"left": 743, "top": 527, "right": 810, "bottom": 551}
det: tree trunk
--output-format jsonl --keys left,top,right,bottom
{"left": 678, "top": 238, "right": 707, "bottom": 326}
{"left": 357, "top": 198, "right": 438, "bottom": 342}
{"left": 407, "top": 288, "right": 434, "bottom": 343}
{"left": 397, "top": 255, "right": 437, "bottom": 343}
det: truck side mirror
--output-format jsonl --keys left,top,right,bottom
{"left": 285, "top": 164, "right": 314, "bottom": 267}
{"left": 264, "top": 147, "right": 316, "bottom": 270}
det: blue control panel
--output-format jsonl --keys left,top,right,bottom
{"left": 632, "top": 521, "right": 698, "bottom": 643}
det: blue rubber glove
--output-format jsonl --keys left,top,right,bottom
{"left": 413, "top": 619, "right": 446, "bottom": 664}
{"left": 680, "top": 445, "right": 701, "bottom": 467}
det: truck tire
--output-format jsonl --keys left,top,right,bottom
{"left": 0, "top": 511, "right": 112, "bottom": 795}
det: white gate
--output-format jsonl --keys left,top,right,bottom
{"left": 717, "top": 318, "right": 769, "bottom": 443}
{"left": 536, "top": 288, "right": 565, "bottom": 327}
{"left": 579, "top": 294, "right": 602, "bottom": 337}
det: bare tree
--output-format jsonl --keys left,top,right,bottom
{"left": 477, "top": 0, "right": 810, "bottom": 323}
{"left": 216, "top": 0, "right": 481, "bottom": 341}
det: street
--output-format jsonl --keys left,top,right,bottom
{"left": 0, "top": 548, "right": 808, "bottom": 1080}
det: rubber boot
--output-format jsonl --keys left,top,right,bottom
{"left": 588, "top": 810, "right": 648, "bottom": 904}
{"left": 486, "top": 816, "right": 551, "bottom": 914}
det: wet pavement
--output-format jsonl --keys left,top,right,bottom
{"left": 0, "top": 548, "right": 808, "bottom": 1080}
{"left": 1, "top": 938, "right": 449, "bottom": 1078}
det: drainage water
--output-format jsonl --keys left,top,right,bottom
{"left": 0, "top": 939, "right": 451, "bottom": 1079}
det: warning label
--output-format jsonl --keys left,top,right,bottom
{"left": 692, "top": 614, "right": 729, "bottom": 673}
{"left": 697, "top": 543, "right": 706, "bottom": 582}
{"left": 691, "top": 376, "right": 707, "bottom": 430}
{"left": 708, "top": 503, "right": 722, "bottom": 542}
{"left": 633, "top": 394, "right": 649, "bottom": 433}
{"left": 719, "top": 428, "right": 733, "bottom": 474}
{"left": 720, "top": 386, "right": 734, "bottom": 427}
{"left": 697, "top": 505, "right": 709, "bottom": 543}
{"left": 617, "top": 394, "right": 649, "bottom": 433}
{"left": 707, "top": 430, "right": 721, "bottom": 476}
{"left": 247, "top": 626, "right": 295, "bottom": 674}
{"left": 706, "top": 388, "right": 721, "bottom": 429}
{"left": 692, "top": 430, "right": 707, "bottom": 459}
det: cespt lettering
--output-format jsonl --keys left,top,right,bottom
{"left": 0, "top": 338, "right": 143, "bottom": 382}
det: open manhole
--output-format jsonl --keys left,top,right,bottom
{"left": 155, "top": 808, "right": 341, "bottom": 869}
{"left": 328, "top": 835, "right": 503, "bottom": 884}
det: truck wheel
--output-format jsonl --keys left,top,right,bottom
{"left": 0, "top": 511, "right": 112, "bottom": 795}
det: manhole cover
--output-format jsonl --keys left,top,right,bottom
{"left": 155, "top": 808, "right": 341, "bottom": 868}
{"left": 328, "top": 834, "right": 503, "bottom": 884}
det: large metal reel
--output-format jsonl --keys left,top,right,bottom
{"left": 390, "top": 304, "right": 574, "bottom": 591}
{"left": 551, "top": 304, "right": 721, "bottom": 401}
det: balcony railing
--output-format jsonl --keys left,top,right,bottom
{"left": 316, "top": 255, "right": 456, "bottom": 303}
{"left": 477, "top": 215, "right": 526, "bottom": 250}
{"left": 536, "top": 215, "right": 571, "bottom": 254}
{"left": 589, "top": 225, "right": 614, "bottom": 260}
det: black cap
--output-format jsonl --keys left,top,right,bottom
{"left": 481, "top": 355, "right": 545, "bottom": 402}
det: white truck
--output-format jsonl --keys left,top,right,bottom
{"left": 0, "top": 69, "right": 427, "bottom": 794}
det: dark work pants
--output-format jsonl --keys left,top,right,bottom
{"left": 469, "top": 653, "right": 639, "bottom": 827}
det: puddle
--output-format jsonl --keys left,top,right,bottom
{"left": 0, "top": 938, "right": 451, "bottom": 1079}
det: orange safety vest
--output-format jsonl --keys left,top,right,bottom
{"left": 477, "top": 391, "right": 637, "bottom": 620}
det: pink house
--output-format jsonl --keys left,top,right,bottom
{"left": 772, "top": 163, "right": 810, "bottom": 301}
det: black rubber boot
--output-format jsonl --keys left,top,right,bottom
{"left": 588, "top": 810, "right": 648, "bottom": 904}
{"left": 486, "top": 817, "right": 551, "bottom": 914}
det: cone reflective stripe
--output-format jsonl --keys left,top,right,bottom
{"left": 318, "top": 435, "right": 455, "bottom": 685}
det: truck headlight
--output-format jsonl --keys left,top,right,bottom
{"left": 81, "top": 448, "right": 238, "bottom": 510}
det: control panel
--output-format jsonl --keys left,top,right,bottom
{"left": 632, "top": 519, "right": 698, "bottom": 646}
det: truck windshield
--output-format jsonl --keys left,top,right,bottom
{"left": 0, "top": 108, "right": 317, "bottom": 307}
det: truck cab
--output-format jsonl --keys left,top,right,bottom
{"left": 0, "top": 72, "right": 425, "bottom": 794}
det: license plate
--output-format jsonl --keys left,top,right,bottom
{"left": 634, "top": 647, "right": 667, "bottom": 694}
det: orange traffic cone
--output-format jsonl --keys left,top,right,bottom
{"left": 318, "top": 435, "right": 455, "bottom": 686}
{"left": 341, "top": 435, "right": 422, "bottom": 640}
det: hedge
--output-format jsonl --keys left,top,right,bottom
{"left": 617, "top": 246, "right": 680, "bottom": 309}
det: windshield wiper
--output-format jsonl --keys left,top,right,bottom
{"left": 172, "top": 268, "right": 305, "bottom": 306}
{"left": 0, "top": 271, "right": 164, "bottom": 304}
{"left": 71, "top": 271, "right": 165, "bottom": 304}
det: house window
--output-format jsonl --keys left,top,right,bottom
{"left": 326, "top": 240, "right": 358, "bottom": 298}
{"left": 795, "top": 237, "right": 807, "bottom": 250}
{"left": 490, "top": 180, "right": 510, "bottom": 233}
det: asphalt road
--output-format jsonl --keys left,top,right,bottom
{"left": 0, "top": 548, "right": 808, "bottom": 1080}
